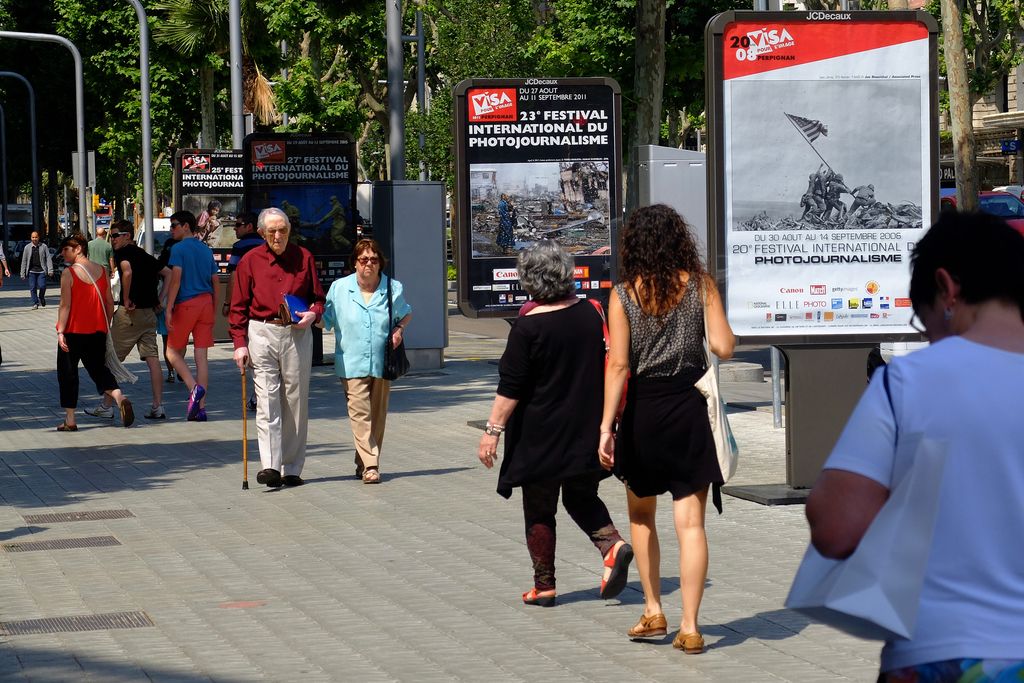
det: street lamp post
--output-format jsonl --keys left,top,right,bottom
{"left": 386, "top": 0, "right": 405, "bottom": 180}
{"left": 123, "top": 0, "right": 155, "bottom": 254}
{"left": 229, "top": 0, "right": 244, "bottom": 147}
{"left": 0, "top": 104, "right": 8, "bottom": 246}
{"left": 0, "top": 31, "right": 88, "bottom": 237}
{"left": 0, "top": 73, "right": 39, "bottom": 241}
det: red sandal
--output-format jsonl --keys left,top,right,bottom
{"left": 521, "top": 587, "right": 557, "bottom": 607}
{"left": 600, "top": 541, "right": 634, "bottom": 599}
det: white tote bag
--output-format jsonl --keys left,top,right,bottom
{"left": 694, "top": 283, "right": 739, "bottom": 482}
{"left": 785, "top": 393, "right": 949, "bottom": 640}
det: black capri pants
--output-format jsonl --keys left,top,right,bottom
{"left": 57, "top": 332, "right": 118, "bottom": 409}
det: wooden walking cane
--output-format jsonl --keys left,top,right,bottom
{"left": 241, "top": 368, "right": 249, "bottom": 490}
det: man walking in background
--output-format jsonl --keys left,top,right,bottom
{"left": 85, "top": 220, "right": 172, "bottom": 421}
{"left": 88, "top": 225, "right": 116, "bottom": 277}
{"left": 222, "top": 211, "right": 264, "bottom": 412}
{"left": 20, "top": 232, "right": 52, "bottom": 308}
{"left": 164, "top": 210, "right": 219, "bottom": 421}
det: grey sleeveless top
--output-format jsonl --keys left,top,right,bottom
{"left": 616, "top": 281, "right": 706, "bottom": 378}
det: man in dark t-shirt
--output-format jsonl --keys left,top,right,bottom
{"left": 222, "top": 212, "right": 264, "bottom": 412}
{"left": 85, "top": 220, "right": 173, "bottom": 422}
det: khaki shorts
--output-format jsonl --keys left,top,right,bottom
{"left": 111, "top": 306, "right": 159, "bottom": 361}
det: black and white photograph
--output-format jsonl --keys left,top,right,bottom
{"left": 469, "top": 160, "right": 611, "bottom": 258}
{"left": 728, "top": 79, "right": 924, "bottom": 232}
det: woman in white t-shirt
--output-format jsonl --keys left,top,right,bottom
{"left": 806, "top": 212, "right": 1024, "bottom": 682}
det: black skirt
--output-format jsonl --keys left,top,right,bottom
{"left": 616, "top": 368, "right": 725, "bottom": 513}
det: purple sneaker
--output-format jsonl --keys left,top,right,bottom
{"left": 186, "top": 384, "right": 206, "bottom": 420}
{"left": 187, "top": 408, "right": 208, "bottom": 422}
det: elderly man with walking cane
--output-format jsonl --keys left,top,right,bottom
{"left": 228, "top": 207, "right": 326, "bottom": 488}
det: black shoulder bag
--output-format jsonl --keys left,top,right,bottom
{"left": 383, "top": 275, "right": 410, "bottom": 380}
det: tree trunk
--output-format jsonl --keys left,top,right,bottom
{"left": 200, "top": 66, "right": 217, "bottom": 148}
{"left": 939, "top": 0, "right": 979, "bottom": 210}
{"left": 625, "top": 0, "right": 667, "bottom": 216}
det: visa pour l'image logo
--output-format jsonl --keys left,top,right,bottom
{"left": 468, "top": 89, "right": 517, "bottom": 122}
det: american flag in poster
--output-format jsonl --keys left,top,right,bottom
{"left": 785, "top": 112, "right": 828, "bottom": 143}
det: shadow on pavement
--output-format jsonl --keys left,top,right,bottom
{"left": 0, "top": 645, "right": 249, "bottom": 683}
{"left": 705, "top": 608, "right": 810, "bottom": 649}
{"left": 0, "top": 525, "right": 47, "bottom": 541}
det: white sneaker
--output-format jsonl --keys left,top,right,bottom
{"left": 144, "top": 405, "right": 166, "bottom": 420}
{"left": 84, "top": 403, "right": 114, "bottom": 419}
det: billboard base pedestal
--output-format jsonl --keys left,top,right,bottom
{"left": 782, "top": 344, "right": 877, "bottom": 489}
{"left": 722, "top": 483, "right": 808, "bottom": 506}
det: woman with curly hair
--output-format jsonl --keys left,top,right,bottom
{"left": 598, "top": 204, "right": 735, "bottom": 654}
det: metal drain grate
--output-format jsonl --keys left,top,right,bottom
{"left": 0, "top": 611, "right": 154, "bottom": 636}
{"left": 22, "top": 509, "right": 135, "bottom": 524}
{"left": 2, "top": 536, "right": 121, "bottom": 553}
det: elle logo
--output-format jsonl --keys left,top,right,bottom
{"left": 469, "top": 89, "right": 517, "bottom": 122}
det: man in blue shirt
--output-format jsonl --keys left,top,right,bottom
{"left": 164, "top": 210, "right": 219, "bottom": 421}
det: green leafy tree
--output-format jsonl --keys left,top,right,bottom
{"left": 153, "top": 0, "right": 280, "bottom": 147}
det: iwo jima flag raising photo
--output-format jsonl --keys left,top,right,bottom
{"left": 785, "top": 112, "right": 828, "bottom": 144}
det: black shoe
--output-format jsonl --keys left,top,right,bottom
{"left": 256, "top": 468, "right": 282, "bottom": 487}
{"left": 282, "top": 475, "right": 304, "bottom": 487}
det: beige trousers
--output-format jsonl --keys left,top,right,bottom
{"left": 248, "top": 320, "right": 312, "bottom": 476}
{"left": 342, "top": 377, "right": 391, "bottom": 469}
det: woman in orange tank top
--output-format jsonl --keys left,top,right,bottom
{"left": 54, "top": 233, "right": 133, "bottom": 431}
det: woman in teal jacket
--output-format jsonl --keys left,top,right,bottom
{"left": 322, "top": 238, "right": 412, "bottom": 484}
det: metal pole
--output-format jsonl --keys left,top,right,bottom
{"left": 0, "top": 72, "right": 40, "bottom": 238}
{"left": 386, "top": 0, "right": 405, "bottom": 180}
{"left": 280, "top": 40, "right": 289, "bottom": 127}
{"left": 229, "top": 0, "right": 245, "bottom": 147}
{"left": 124, "top": 0, "right": 155, "bottom": 254}
{"left": 771, "top": 346, "right": 783, "bottom": 428}
{"left": 0, "top": 104, "right": 7, "bottom": 247}
{"left": 416, "top": 11, "right": 426, "bottom": 180}
{"left": 0, "top": 32, "right": 88, "bottom": 237}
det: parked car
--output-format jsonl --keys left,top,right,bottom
{"left": 992, "top": 184, "right": 1024, "bottom": 200}
{"left": 940, "top": 190, "right": 1024, "bottom": 235}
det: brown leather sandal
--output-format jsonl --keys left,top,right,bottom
{"left": 627, "top": 612, "right": 667, "bottom": 639}
{"left": 56, "top": 422, "right": 78, "bottom": 432}
{"left": 362, "top": 466, "right": 380, "bottom": 484}
{"left": 672, "top": 631, "right": 705, "bottom": 654}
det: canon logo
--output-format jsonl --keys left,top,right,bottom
{"left": 807, "top": 11, "right": 851, "bottom": 19}
{"left": 779, "top": 287, "right": 804, "bottom": 294}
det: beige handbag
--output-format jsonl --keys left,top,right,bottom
{"left": 694, "top": 281, "right": 738, "bottom": 482}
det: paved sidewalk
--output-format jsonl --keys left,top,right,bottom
{"left": 0, "top": 282, "right": 878, "bottom": 682}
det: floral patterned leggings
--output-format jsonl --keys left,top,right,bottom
{"left": 880, "top": 658, "right": 1024, "bottom": 683}
{"left": 521, "top": 472, "right": 623, "bottom": 592}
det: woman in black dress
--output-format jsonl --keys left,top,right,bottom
{"left": 478, "top": 240, "right": 633, "bottom": 607}
{"left": 598, "top": 205, "right": 736, "bottom": 653}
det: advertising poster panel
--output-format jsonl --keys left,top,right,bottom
{"left": 454, "top": 78, "right": 622, "bottom": 318}
{"left": 243, "top": 133, "right": 357, "bottom": 279}
{"left": 706, "top": 11, "right": 938, "bottom": 343}
{"left": 174, "top": 149, "right": 245, "bottom": 250}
